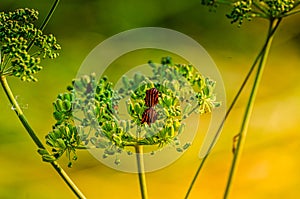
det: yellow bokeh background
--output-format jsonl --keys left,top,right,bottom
{"left": 1, "top": 1, "right": 300, "bottom": 198}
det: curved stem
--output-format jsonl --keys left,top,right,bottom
{"left": 0, "top": 75, "right": 86, "bottom": 199}
{"left": 223, "top": 18, "right": 281, "bottom": 199}
{"left": 135, "top": 145, "right": 149, "bottom": 199}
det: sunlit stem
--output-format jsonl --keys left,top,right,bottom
{"left": 184, "top": 19, "right": 269, "bottom": 199}
{"left": 281, "top": 9, "right": 300, "bottom": 17}
{"left": 135, "top": 145, "right": 149, "bottom": 199}
{"left": 0, "top": 75, "right": 86, "bottom": 198}
{"left": 223, "top": 18, "right": 282, "bottom": 199}
{"left": 184, "top": 157, "right": 205, "bottom": 199}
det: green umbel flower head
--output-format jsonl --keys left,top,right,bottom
{"left": 0, "top": 8, "right": 61, "bottom": 81}
{"left": 43, "top": 57, "right": 220, "bottom": 167}
{"left": 202, "top": 0, "right": 299, "bottom": 26}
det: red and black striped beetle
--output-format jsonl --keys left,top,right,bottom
{"left": 144, "top": 88, "right": 159, "bottom": 107}
{"left": 141, "top": 107, "right": 157, "bottom": 126}
{"left": 141, "top": 88, "right": 159, "bottom": 126}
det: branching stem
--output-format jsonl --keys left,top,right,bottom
{"left": 281, "top": 9, "right": 300, "bottom": 17}
{"left": 184, "top": 19, "right": 267, "bottom": 199}
{"left": 184, "top": 13, "right": 283, "bottom": 199}
{"left": 223, "top": 18, "right": 282, "bottom": 199}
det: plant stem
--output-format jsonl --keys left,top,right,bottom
{"left": 184, "top": 157, "right": 206, "bottom": 199}
{"left": 135, "top": 145, "right": 149, "bottom": 199}
{"left": 27, "top": 0, "right": 60, "bottom": 51}
{"left": 184, "top": 19, "right": 270, "bottom": 199}
{"left": 0, "top": 75, "right": 86, "bottom": 199}
{"left": 39, "top": 0, "right": 60, "bottom": 32}
{"left": 184, "top": 51, "right": 260, "bottom": 199}
{"left": 223, "top": 18, "right": 281, "bottom": 199}
{"left": 282, "top": 9, "right": 300, "bottom": 17}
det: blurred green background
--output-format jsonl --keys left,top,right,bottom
{"left": 1, "top": 0, "right": 300, "bottom": 198}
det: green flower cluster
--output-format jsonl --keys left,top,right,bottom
{"left": 201, "top": 0, "right": 300, "bottom": 26}
{"left": 44, "top": 73, "right": 121, "bottom": 167}
{"left": 262, "top": 0, "right": 295, "bottom": 17}
{"left": 226, "top": 0, "right": 253, "bottom": 26}
{"left": 39, "top": 124, "right": 80, "bottom": 168}
{"left": 42, "top": 57, "right": 219, "bottom": 167}
{"left": 0, "top": 8, "right": 60, "bottom": 81}
{"left": 124, "top": 78, "right": 183, "bottom": 147}
{"left": 150, "top": 57, "right": 220, "bottom": 114}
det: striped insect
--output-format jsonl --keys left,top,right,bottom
{"left": 141, "top": 107, "right": 157, "bottom": 126}
{"left": 144, "top": 87, "right": 159, "bottom": 107}
{"left": 141, "top": 88, "right": 159, "bottom": 126}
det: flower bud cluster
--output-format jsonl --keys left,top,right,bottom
{"left": 0, "top": 8, "right": 60, "bottom": 81}
{"left": 43, "top": 57, "right": 219, "bottom": 166}
{"left": 202, "top": 0, "right": 299, "bottom": 26}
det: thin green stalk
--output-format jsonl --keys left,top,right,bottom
{"left": 184, "top": 157, "right": 206, "bottom": 199}
{"left": 0, "top": 75, "right": 86, "bottom": 199}
{"left": 27, "top": 0, "right": 60, "bottom": 51}
{"left": 253, "top": 1, "right": 269, "bottom": 17}
{"left": 223, "top": 18, "right": 282, "bottom": 199}
{"left": 39, "top": 0, "right": 60, "bottom": 32}
{"left": 184, "top": 50, "right": 260, "bottom": 199}
{"left": 1, "top": 54, "right": 12, "bottom": 73}
{"left": 135, "top": 145, "right": 149, "bottom": 199}
{"left": 281, "top": 9, "right": 300, "bottom": 17}
{"left": 184, "top": 21, "right": 269, "bottom": 199}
